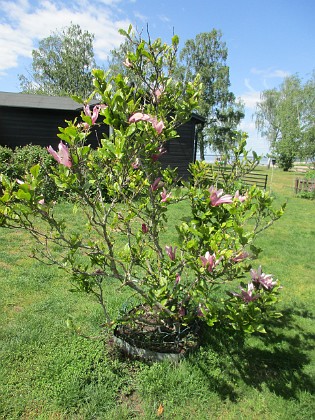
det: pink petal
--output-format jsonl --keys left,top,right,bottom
{"left": 151, "top": 177, "right": 162, "bottom": 191}
{"left": 83, "top": 104, "right": 91, "bottom": 117}
{"left": 129, "top": 112, "right": 151, "bottom": 123}
{"left": 91, "top": 106, "right": 100, "bottom": 124}
{"left": 200, "top": 256, "right": 207, "bottom": 266}
{"left": 141, "top": 223, "right": 149, "bottom": 233}
{"left": 165, "top": 245, "right": 176, "bottom": 261}
{"left": 58, "top": 142, "right": 72, "bottom": 168}
{"left": 153, "top": 120, "right": 165, "bottom": 134}
{"left": 47, "top": 145, "right": 61, "bottom": 164}
{"left": 123, "top": 58, "right": 132, "bottom": 68}
{"left": 160, "top": 188, "right": 171, "bottom": 202}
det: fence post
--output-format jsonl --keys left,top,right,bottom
{"left": 295, "top": 178, "right": 299, "bottom": 194}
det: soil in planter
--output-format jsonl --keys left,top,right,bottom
{"left": 114, "top": 304, "right": 200, "bottom": 354}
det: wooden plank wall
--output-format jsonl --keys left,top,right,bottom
{"left": 160, "top": 120, "right": 195, "bottom": 180}
{"left": 0, "top": 107, "right": 197, "bottom": 179}
{"left": 0, "top": 107, "right": 107, "bottom": 149}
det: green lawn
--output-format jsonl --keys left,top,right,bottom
{"left": 0, "top": 167, "right": 314, "bottom": 419}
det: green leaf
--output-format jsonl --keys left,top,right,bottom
{"left": 30, "top": 164, "right": 40, "bottom": 178}
{"left": 172, "top": 35, "right": 179, "bottom": 46}
{"left": 0, "top": 192, "right": 10, "bottom": 203}
{"left": 100, "top": 139, "right": 116, "bottom": 157}
{"left": 256, "top": 324, "right": 267, "bottom": 333}
{"left": 71, "top": 95, "right": 84, "bottom": 104}
{"left": 16, "top": 189, "right": 31, "bottom": 201}
{"left": 118, "top": 28, "right": 128, "bottom": 37}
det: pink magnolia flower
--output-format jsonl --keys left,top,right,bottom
{"left": 84, "top": 104, "right": 106, "bottom": 125}
{"left": 232, "top": 251, "right": 250, "bottom": 263}
{"left": 232, "top": 282, "right": 259, "bottom": 303}
{"left": 38, "top": 199, "right": 45, "bottom": 205}
{"left": 153, "top": 86, "right": 164, "bottom": 102}
{"left": 175, "top": 273, "right": 181, "bottom": 284}
{"left": 78, "top": 122, "right": 90, "bottom": 131}
{"left": 128, "top": 112, "right": 151, "bottom": 123}
{"left": 200, "top": 251, "right": 219, "bottom": 272}
{"left": 128, "top": 112, "right": 165, "bottom": 134}
{"left": 141, "top": 223, "right": 149, "bottom": 234}
{"left": 160, "top": 188, "right": 171, "bottom": 202}
{"left": 151, "top": 146, "right": 166, "bottom": 162}
{"left": 234, "top": 190, "right": 247, "bottom": 202}
{"left": 123, "top": 57, "right": 133, "bottom": 68}
{"left": 209, "top": 186, "right": 233, "bottom": 206}
{"left": 16, "top": 179, "right": 24, "bottom": 185}
{"left": 151, "top": 117, "right": 165, "bottom": 134}
{"left": 131, "top": 158, "right": 140, "bottom": 169}
{"left": 165, "top": 245, "right": 177, "bottom": 261}
{"left": 47, "top": 141, "right": 72, "bottom": 168}
{"left": 250, "top": 266, "right": 277, "bottom": 290}
{"left": 151, "top": 177, "right": 163, "bottom": 191}
{"left": 178, "top": 306, "right": 186, "bottom": 317}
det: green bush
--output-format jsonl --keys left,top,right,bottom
{"left": 297, "top": 170, "right": 315, "bottom": 200}
{"left": 304, "top": 169, "right": 315, "bottom": 180}
{"left": 0, "top": 144, "right": 59, "bottom": 201}
{"left": 277, "top": 152, "right": 295, "bottom": 171}
{"left": 0, "top": 146, "right": 14, "bottom": 173}
{"left": 297, "top": 190, "right": 315, "bottom": 200}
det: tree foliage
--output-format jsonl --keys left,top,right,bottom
{"left": 107, "top": 37, "right": 134, "bottom": 79}
{"left": 301, "top": 73, "right": 315, "bottom": 162}
{"left": 179, "top": 30, "right": 244, "bottom": 159}
{"left": 0, "top": 26, "right": 284, "bottom": 336}
{"left": 19, "top": 24, "right": 96, "bottom": 98}
{"left": 107, "top": 27, "right": 179, "bottom": 92}
{"left": 108, "top": 29, "right": 244, "bottom": 159}
{"left": 255, "top": 72, "right": 315, "bottom": 170}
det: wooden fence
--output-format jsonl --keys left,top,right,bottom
{"left": 209, "top": 166, "right": 268, "bottom": 190}
{"left": 295, "top": 178, "right": 315, "bottom": 193}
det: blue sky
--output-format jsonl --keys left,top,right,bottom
{"left": 0, "top": 0, "right": 314, "bottom": 154}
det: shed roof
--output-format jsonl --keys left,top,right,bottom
{"left": 0, "top": 92, "right": 98, "bottom": 111}
{"left": 191, "top": 112, "right": 205, "bottom": 124}
{"left": 0, "top": 91, "right": 205, "bottom": 123}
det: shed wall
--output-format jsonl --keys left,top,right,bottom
{"left": 160, "top": 120, "right": 196, "bottom": 179}
{"left": 0, "top": 106, "right": 198, "bottom": 178}
{"left": 0, "top": 107, "right": 106, "bottom": 149}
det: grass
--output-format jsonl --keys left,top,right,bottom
{"left": 0, "top": 166, "right": 314, "bottom": 419}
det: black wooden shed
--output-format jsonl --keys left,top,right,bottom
{"left": 0, "top": 92, "right": 204, "bottom": 178}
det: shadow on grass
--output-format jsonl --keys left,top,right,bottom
{"left": 189, "top": 305, "right": 315, "bottom": 402}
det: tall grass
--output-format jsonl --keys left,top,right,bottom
{"left": 0, "top": 167, "right": 314, "bottom": 419}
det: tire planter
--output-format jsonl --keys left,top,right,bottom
{"left": 113, "top": 305, "right": 200, "bottom": 362}
{"left": 113, "top": 332, "right": 188, "bottom": 362}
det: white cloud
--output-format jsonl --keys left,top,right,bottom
{"left": 0, "top": 0, "right": 131, "bottom": 75}
{"left": 0, "top": 23, "right": 33, "bottom": 72}
{"left": 238, "top": 90, "right": 261, "bottom": 110}
{"left": 158, "top": 15, "right": 171, "bottom": 23}
{"left": 250, "top": 67, "right": 290, "bottom": 79}
{"left": 98, "top": 0, "right": 122, "bottom": 5}
{"left": 238, "top": 66, "right": 290, "bottom": 111}
{"left": 133, "top": 11, "right": 148, "bottom": 22}
{"left": 244, "top": 78, "right": 256, "bottom": 92}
